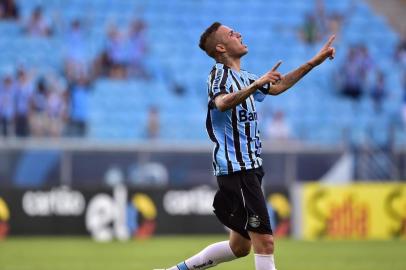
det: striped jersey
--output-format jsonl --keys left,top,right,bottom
{"left": 206, "top": 63, "right": 270, "bottom": 176}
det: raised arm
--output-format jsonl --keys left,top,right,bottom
{"left": 268, "top": 35, "right": 336, "bottom": 95}
{"left": 214, "top": 61, "right": 282, "bottom": 112}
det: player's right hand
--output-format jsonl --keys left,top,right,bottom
{"left": 256, "top": 61, "right": 283, "bottom": 87}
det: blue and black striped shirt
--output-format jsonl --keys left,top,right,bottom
{"left": 206, "top": 63, "right": 270, "bottom": 176}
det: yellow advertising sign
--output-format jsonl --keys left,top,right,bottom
{"left": 302, "top": 183, "right": 406, "bottom": 240}
{"left": 0, "top": 197, "right": 10, "bottom": 239}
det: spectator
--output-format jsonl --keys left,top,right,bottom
{"left": 24, "top": 6, "right": 52, "bottom": 37}
{"left": 64, "top": 19, "right": 89, "bottom": 83}
{"left": 14, "top": 68, "right": 34, "bottom": 137}
{"left": 67, "top": 76, "right": 91, "bottom": 137}
{"left": 46, "top": 88, "right": 67, "bottom": 137}
{"left": 146, "top": 106, "right": 159, "bottom": 139}
{"left": 314, "top": 0, "right": 328, "bottom": 37}
{"left": 395, "top": 37, "right": 406, "bottom": 67}
{"left": 0, "top": 75, "right": 15, "bottom": 136}
{"left": 299, "top": 0, "right": 330, "bottom": 45}
{"left": 127, "top": 19, "right": 149, "bottom": 79}
{"left": 96, "top": 25, "right": 128, "bottom": 79}
{"left": 300, "top": 0, "right": 344, "bottom": 46}
{"left": 0, "top": 0, "right": 19, "bottom": 20}
{"left": 327, "top": 12, "right": 343, "bottom": 40}
{"left": 339, "top": 46, "right": 370, "bottom": 102}
{"left": 266, "top": 110, "right": 292, "bottom": 141}
{"left": 370, "top": 71, "right": 386, "bottom": 114}
{"left": 29, "top": 77, "right": 48, "bottom": 136}
{"left": 402, "top": 72, "right": 406, "bottom": 128}
{"left": 300, "top": 13, "right": 321, "bottom": 45}
{"left": 358, "top": 45, "right": 374, "bottom": 77}
{"left": 45, "top": 76, "right": 68, "bottom": 137}
{"left": 172, "top": 81, "right": 186, "bottom": 96}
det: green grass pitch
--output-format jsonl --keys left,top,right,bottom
{"left": 0, "top": 235, "right": 405, "bottom": 270}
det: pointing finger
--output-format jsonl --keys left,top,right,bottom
{"left": 324, "top": 35, "right": 336, "bottom": 48}
{"left": 271, "top": 60, "right": 283, "bottom": 72}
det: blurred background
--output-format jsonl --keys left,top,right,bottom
{"left": 0, "top": 0, "right": 405, "bottom": 269}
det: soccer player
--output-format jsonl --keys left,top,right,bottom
{"left": 166, "top": 22, "right": 335, "bottom": 270}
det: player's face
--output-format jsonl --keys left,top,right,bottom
{"left": 217, "top": 25, "right": 248, "bottom": 58}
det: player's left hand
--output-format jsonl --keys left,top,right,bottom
{"left": 308, "top": 35, "right": 336, "bottom": 67}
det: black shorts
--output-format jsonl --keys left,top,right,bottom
{"left": 213, "top": 167, "right": 272, "bottom": 240}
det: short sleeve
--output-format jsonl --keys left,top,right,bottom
{"left": 246, "top": 72, "right": 270, "bottom": 102}
{"left": 207, "top": 65, "right": 230, "bottom": 108}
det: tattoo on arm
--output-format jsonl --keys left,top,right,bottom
{"left": 215, "top": 83, "right": 258, "bottom": 111}
{"left": 270, "top": 62, "right": 313, "bottom": 95}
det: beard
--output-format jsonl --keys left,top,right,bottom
{"left": 239, "top": 49, "right": 248, "bottom": 57}
{"left": 234, "top": 46, "right": 248, "bottom": 58}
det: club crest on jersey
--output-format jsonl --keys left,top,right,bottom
{"left": 238, "top": 110, "right": 257, "bottom": 122}
{"left": 248, "top": 215, "right": 261, "bottom": 228}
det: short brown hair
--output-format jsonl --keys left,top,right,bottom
{"left": 199, "top": 22, "right": 222, "bottom": 58}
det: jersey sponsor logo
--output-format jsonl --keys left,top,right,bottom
{"left": 238, "top": 110, "right": 257, "bottom": 122}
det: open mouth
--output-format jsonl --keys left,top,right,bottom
{"left": 239, "top": 38, "right": 247, "bottom": 48}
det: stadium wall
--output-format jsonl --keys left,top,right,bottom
{"left": 0, "top": 139, "right": 346, "bottom": 189}
{"left": 2, "top": 182, "right": 405, "bottom": 240}
{"left": 1, "top": 140, "right": 406, "bottom": 240}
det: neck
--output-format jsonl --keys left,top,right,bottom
{"left": 217, "top": 55, "right": 241, "bottom": 72}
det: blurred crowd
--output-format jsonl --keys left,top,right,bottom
{"left": 299, "top": 0, "right": 343, "bottom": 45}
{"left": 0, "top": 66, "right": 92, "bottom": 138}
{"left": 0, "top": 1, "right": 150, "bottom": 139}
{"left": 299, "top": 0, "right": 389, "bottom": 114}
{"left": 0, "top": 0, "right": 405, "bottom": 142}
{"left": 262, "top": 0, "right": 406, "bottom": 143}
{"left": 337, "top": 33, "right": 406, "bottom": 126}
